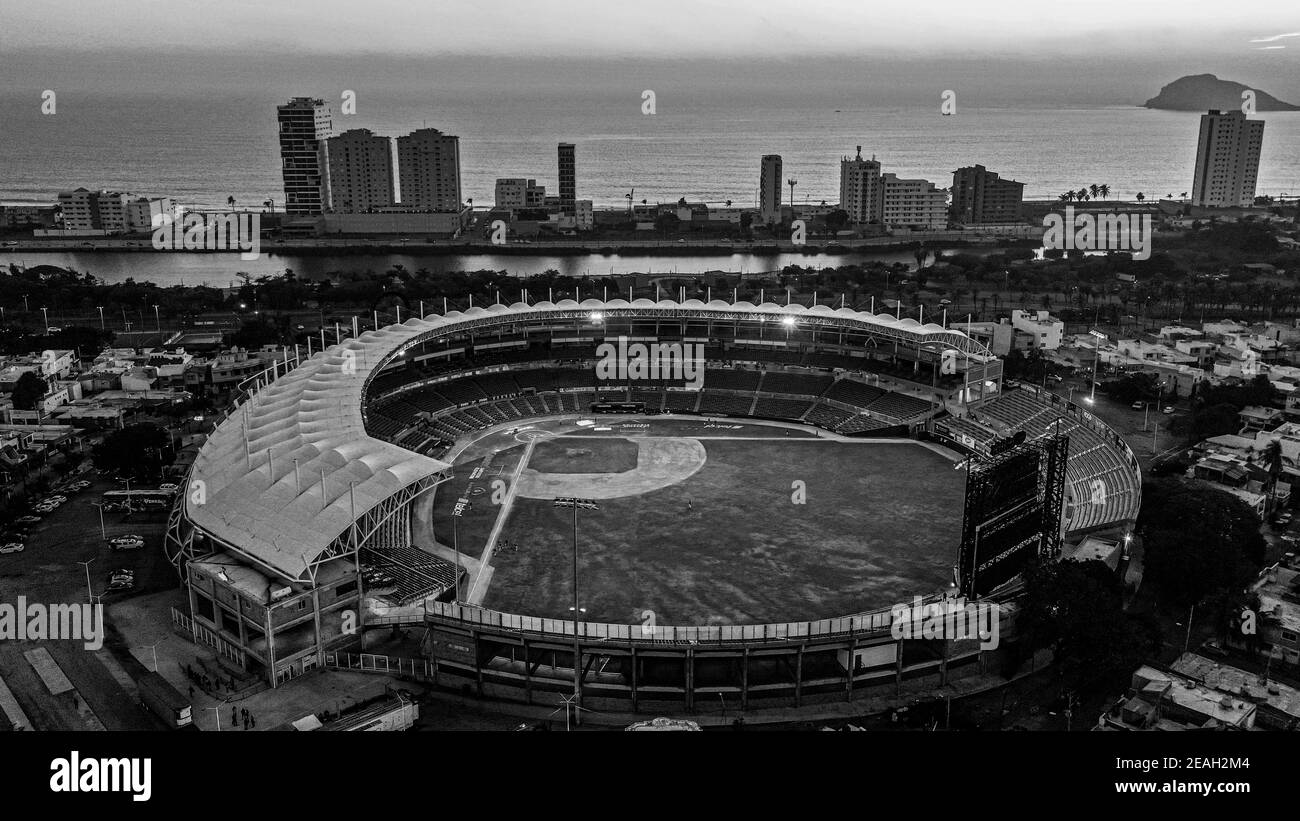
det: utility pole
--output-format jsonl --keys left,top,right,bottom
{"left": 553, "top": 497, "right": 598, "bottom": 727}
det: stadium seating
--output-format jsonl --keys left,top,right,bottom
{"left": 752, "top": 397, "right": 814, "bottom": 421}
{"left": 698, "top": 391, "right": 757, "bottom": 416}
{"left": 835, "top": 414, "right": 891, "bottom": 434}
{"left": 865, "top": 392, "right": 935, "bottom": 422}
{"left": 974, "top": 388, "right": 1141, "bottom": 532}
{"left": 663, "top": 391, "right": 702, "bottom": 413}
{"left": 805, "top": 402, "right": 854, "bottom": 430}
{"left": 758, "top": 371, "right": 834, "bottom": 397}
{"left": 703, "top": 368, "right": 762, "bottom": 391}
{"left": 825, "top": 378, "right": 887, "bottom": 407}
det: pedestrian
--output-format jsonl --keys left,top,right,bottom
{"left": 231, "top": 706, "right": 237, "bottom": 725}
{"left": 250, "top": 714, "right": 256, "bottom": 729}
{"left": 242, "top": 707, "right": 248, "bottom": 720}
{"left": 188, "top": 685, "right": 195, "bottom": 699}
{"left": 243, "top": 714, "right": 250, "bottom": 730}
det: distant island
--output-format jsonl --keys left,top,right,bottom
{"left": 1144, "top": 73, "right": 1300, "bottom": 111}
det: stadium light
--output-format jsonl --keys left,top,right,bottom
{"left": 589, "top": 311, "right": 604, "bottom": 324}
{"left": 781, "top": 316, "right": 797, "bottom": 327}
{"left": 554, "top": 497, "right": 598, "bottom": 727}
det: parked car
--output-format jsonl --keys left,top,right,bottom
{"left": 106, "top": 579, "right": 135, "bottom": 592}
{"left": 1130, "top": 401, "right": 1144, "bottom": 410}
{"left": 1162, "top": 406, "right": 1175, "bottom": 414}
{"left": 15, "top": 515, "right": 41, "bottom": 525}
{"left": 110, "top": 534, "right": 144, "bottom": 545}
{"left": 158, "top": 483, "right": 180, "bottom": 493}
{"left": 0, "top": 543, "right": 24, "bottom": 554}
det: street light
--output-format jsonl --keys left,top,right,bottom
{"left": 91, "top": 502, "right": 107, "bottom": 539}
{"left": 139, "top": 642, "right": 161, "bottom": 672}
{"left": 96, "top": 306, "right": 104, "bottom": 330}
{"left": 1088, "top": 329, "right": 1107, "bottom": 402}
{"left": 40, "top": 306, "right": 49, "bottom": 335}
{"left": 76, "top": 558, "right": 95, "bottom": 603}
{"left": 554, "top": 497, "right": 598, "bottom": 728}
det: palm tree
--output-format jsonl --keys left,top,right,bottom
{"left": 227, "top": 195, "right": 236, "bottom": 211}
{"left": 1264, "top": 439, "right": 1284, "bottom": 513}
{"left": 1077, "top": 188, "right": 1090, "bottom": 202}
{"left": 1089, "top": 184, "right": 1100, "bottom": 200}
{"left": 1099, "top": 184, "right": 1110, "bottom": 200}
{"left": 1059, "top": 191, "right": 1073, "bottom": 202}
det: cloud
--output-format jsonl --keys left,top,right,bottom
{"left": 1249, "top": 31, "right": 1300, "bottom": 43}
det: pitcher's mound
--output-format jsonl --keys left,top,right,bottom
{"left": 516, "top": 437, "right": 706, "bottom": 500}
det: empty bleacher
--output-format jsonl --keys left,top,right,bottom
{"left": 663, "top": 391, "right": 702, "bottom": 413}
{"left": 865, "top": 392, "right": 935, "bottom": 422}
{"left": 703, "top": 368, "right": 762, "bottom": 391}
{"left": 836, "top": 414, "right": 891, "bottom": 435}
{"left": 974, "top": 388, "right": 1141, "bottom": 533}
{"left": 759, "top": 371, "right": 834, "bottom": 397}
{"left": 752, "top": 397, "right": 814, "bottom": 421}
{"left": 825, "top": 378, "right": 887, "bottom": 407}
{"left": 698, "top": 391, "right": 757, "bottom": 416}
{"left": 805, "top": 402, "right": 854, "bottom": 430}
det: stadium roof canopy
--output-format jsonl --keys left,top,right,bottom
{"left": 185, "top": 298, "right": 992, "bottom": 580}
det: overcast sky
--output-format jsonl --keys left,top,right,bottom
{"left": 2, "top": 1, "right": 1296, "bottom": 57}
{"left": 1, "top": 1, "right": 1296, "bottom": 101}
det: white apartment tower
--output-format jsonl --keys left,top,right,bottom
{"left": 396, "top": 128, "right": 462, "bottom": 212}
{"left": 321, "top": 128, "right": 395, "bottom": 213}
{"left": 759, "top": 154, "right": 783, "bottom": 225}
{"left": 495, "top": 178, "right": 547, "bottom": 211}
{"left": 1191, "top": 110, "right": 1264, "bottom": 208}
{"left": 839, "top": 146, "right": 884, "bottom": 225}
{"left": 881, "top": 173, "right": 949, "bottom": 230}
{"left": 277, "top": 97, "right": 334, "bottom": 215}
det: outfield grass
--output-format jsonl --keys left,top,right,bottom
{"left": 483, "top": 436, "right": 964, "bottom": 625}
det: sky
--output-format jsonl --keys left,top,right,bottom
{"left": 0, "top": 1, "right": 1297, "bottom": 104}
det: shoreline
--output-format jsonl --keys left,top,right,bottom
{"left": 0, "top": 235, "right": 1042, "bottom": 258}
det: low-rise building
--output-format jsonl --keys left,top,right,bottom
{"left": 1010, "top": 310, "right": 1064, "bottom": 350}
{"left": 1227, "top": 559, "right": 1300, "bottom": 670}
{"left": 1096, "top": 663, "right": 1257, "bottom": 730}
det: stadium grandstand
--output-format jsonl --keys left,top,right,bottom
{"left": 164, "top": 297, "right": 1139, "bottom": 694}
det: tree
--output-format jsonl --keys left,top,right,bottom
{"left": 654, "top": 212, "right": 681, "bottom": 234}
{"left": 1136, "top": 192, "right": 1145, "bottom": 203}
{"left": 11, "top": 371, "right": 47, "bottom": 411}
{"left": 1017, "top": 559, "right": 1159, "bottom": 690}
{"left": 824, "top": 209, "right": 849, "bottom": 234}
{"left": 1139, "top": 478, "right": 1266, "bottom": 610}
{"left": 1263, "top": 438, "right": 1284, "bottom": 512}
{"left": 93, "top": 422, "right": 172, "bottom": 481}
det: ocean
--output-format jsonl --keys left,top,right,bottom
{"left": 4, "top": 90, "right": 1300, "bottom": 211}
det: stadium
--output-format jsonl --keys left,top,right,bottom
{"left": 164, "top": 297, "right": 1142, "bottom": 712}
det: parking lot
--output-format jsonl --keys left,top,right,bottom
{"left": 0, "top": 471, "right": 175, "bottom": 730}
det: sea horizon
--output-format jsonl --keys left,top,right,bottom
{"left": 4, "top": 90, "right": 1299, "bottom": 213}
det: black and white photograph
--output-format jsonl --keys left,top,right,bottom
{"left": 0, "top": 0, "right": 1296, "bottom": 804}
